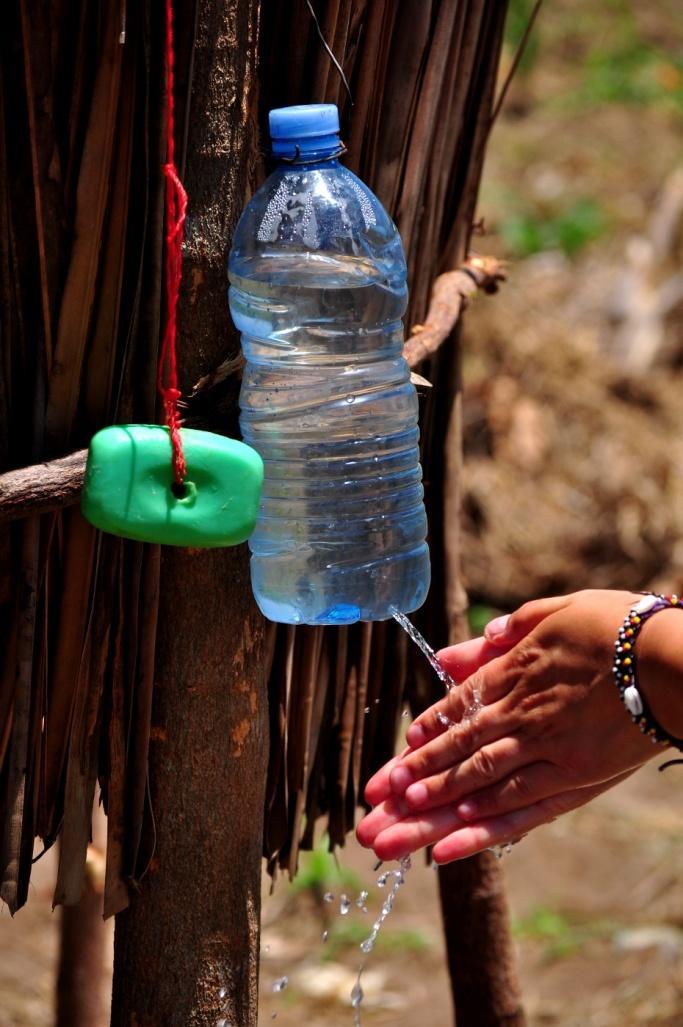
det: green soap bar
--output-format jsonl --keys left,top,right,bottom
{"left": 81, "top": 424, "right": 263, "bottom": 547}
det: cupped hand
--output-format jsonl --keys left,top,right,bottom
{"left": 357, "top": 590, "right": 667, "bottom": 863}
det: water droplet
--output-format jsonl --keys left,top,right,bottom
{"left": 323, "top": 891, "right": 335, "bottom": 903}
{"left": 351, "top": 969, "right": 365, "bottom": 1027}
{"left": 377, "top": 872, "right": 389, "bottom": 888}
{"left": 216, "top": 1020, "right": 227, "bottom": 1027}
{"left": 360, "top": 936, "right": 375, "bottom": 954}
{"left": 364, "top": 706, "right": 370, "bottom": 714}
{"left": 322, "top": 929, "right": 329, "bottom": 942}
{"left": 272, "top": 976, "right": 288, "bottom": 993}
{"left": 345, "top": 394, "right": 355, "bottom": 403}
{"left": 340, "top": 893, "right": 351, "bottom": 915}
{"left": 401, "top": 708, "right": 409, "bottom": 718}
{"left": 218, "top": 987, "right": 227, "bottom": 1000}
{"left": 465, "top": 687, "right": 483, "bottom": 717}
{"left": 436, "top": 711, "right": 453, "bottom": 728}
{"left": 356, "top": 889, "right": 369, "bottom": 909}
{"left": 374, "top": 698, "right": 380, "bottom": 705}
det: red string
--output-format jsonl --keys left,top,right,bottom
{"left": 158, "top": 0, "right": 188, "bottom": 484}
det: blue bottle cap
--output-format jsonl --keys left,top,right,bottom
{"left": 269, "top": 104, "right": 340, "bottom": 160}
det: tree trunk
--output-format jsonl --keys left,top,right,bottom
{"left": 111, "top": 548, "right": 267, "bottom": 1027}
{"left": 439, "top": 855, "right": 526, "bottom": 1027}
{"left": 111, "top": 2, "right": 266, "bottom": 1024}
{"left": 57, "top": 892, "right": 107, "bottom": 1027}
{"left": 435, "top": 299, "right": 526, "bottom": 1027}
{"left": 56, "top": 850, "right": 109, "bottom": 1027}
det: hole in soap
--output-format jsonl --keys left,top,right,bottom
{"left": 170, "top": 481, "right": 188, "bottom": 499}
{"left": 170, "top": 480, "right": 197, "bottom": 503}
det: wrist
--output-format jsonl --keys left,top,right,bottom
{"left": 637, "top": 608, "right": 683, "bottom": 739}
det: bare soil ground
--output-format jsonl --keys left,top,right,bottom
{"left": 4, "top": 762, "right": 683, "bottom": 1026}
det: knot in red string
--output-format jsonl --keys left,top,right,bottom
{"left": 157, "top": 0, "right": 188, "bottom": 485}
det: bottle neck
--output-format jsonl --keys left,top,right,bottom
{"left": 277, "top": 155, "right": 340, "bottom": 170}
{"left": 272, "top": 137, "right": 346, "bottom": 168}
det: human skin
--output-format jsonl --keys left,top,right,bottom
{"left": 357, "top": 590, "right": 683, "bottom": 864}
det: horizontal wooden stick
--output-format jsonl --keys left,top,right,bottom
{"left": 0, "top": 449, "right": 87, "bottom": 524}
{"left": 403, "top": 255, "right": 506, "bottom": 368}
{"left": 0, "top": 256, "right": 504, "bottom": 525}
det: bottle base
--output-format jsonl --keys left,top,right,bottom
{"left": 250, "top": 545, "right": 430, "bottom": 625}
{"left": 254, "top": 596, "right": 429, "bottom": 626}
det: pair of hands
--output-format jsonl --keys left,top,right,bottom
{"left": 357, "top": 590, "right": 668, "bottom": 864}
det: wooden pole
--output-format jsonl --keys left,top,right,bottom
{"left": 57, "top": 880, "right": 107, "bottom": 1027}
{"left": 438, "top": 855, "right": 526, "bottom": 1027}
{"left": 110, "top": 1, "right": 266, "bottom": 1024}
{"left": 56, "top": 840, "right": 109, "bottom": 1027}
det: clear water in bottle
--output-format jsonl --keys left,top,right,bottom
{"left": 229, "top": 104, "right": 430, "bottom": 624}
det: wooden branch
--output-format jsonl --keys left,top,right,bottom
{"left": 0, "top": 450, "right": 87, "bottom": 525}
{"left": 403, "top": 255, "right": 506, "bottom": 368}
{"left": 0, "top": 256, "right": 503, "bottom": 527}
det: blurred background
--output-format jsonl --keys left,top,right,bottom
{"left": 461, "top": 0, "right": 683, "bottom": 617}
{"left": 2, "top": 1, "right": 683, "bottom": 1024}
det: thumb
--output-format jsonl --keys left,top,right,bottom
{"left": 485, "top": 594, "right": 577, "bottom": 645}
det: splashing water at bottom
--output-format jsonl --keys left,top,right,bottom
{"left": 350, "top": 856, "right": 412, "bottom": 1024}
{"left": 489, "top": 839, "right": 518, "bottom": 859}
{"left": 351, "top": 975, "right": 364, "bottom": 1027}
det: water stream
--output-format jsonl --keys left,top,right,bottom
{"left": 351, "top": 856, "right": 412, "bottom": 1025}
{"left": 390, "top": 610, "right": 458, "bottom": 691}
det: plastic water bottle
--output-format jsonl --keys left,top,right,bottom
{"left": 229, "top": 104, "right": 430, "bottom": 625}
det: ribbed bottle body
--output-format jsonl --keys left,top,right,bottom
{"left": 229, "top": 163, "right": 430, "bottom": 624}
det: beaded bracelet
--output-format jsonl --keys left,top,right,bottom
{"left": 613, "top": 593, "right": 683, "bottom": 765}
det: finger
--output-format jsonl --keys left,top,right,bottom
{"left": 395, "top": 697, "right": 520, "bottom": 795}
{"left": 364, "top": 749, "right": 411, "bottom": 807}
{"left": 453, "top": 760, "right": 572, "bottom": 819}
{"left": 405, "top": 640, "right": 511, "bottom": 751}
{"left": 435, "top": 636, "right": 510, "bottom": 682}
{"left": 402, "top": 737, "right": 542, "bottom": 812}
{"left": 431, "top": 772, "right": 633, "bottom": 864}
{"left": 356, "top": 794, "right": 410, "bottom": 848}
{"left": 371, "top": 806, "right": 465, "bottom": 861}
{"left": 406, "top": 653, "right": 516, "bottom": 751}
{"left": 483, "top": 594, "right": 576, "bottom": 646}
